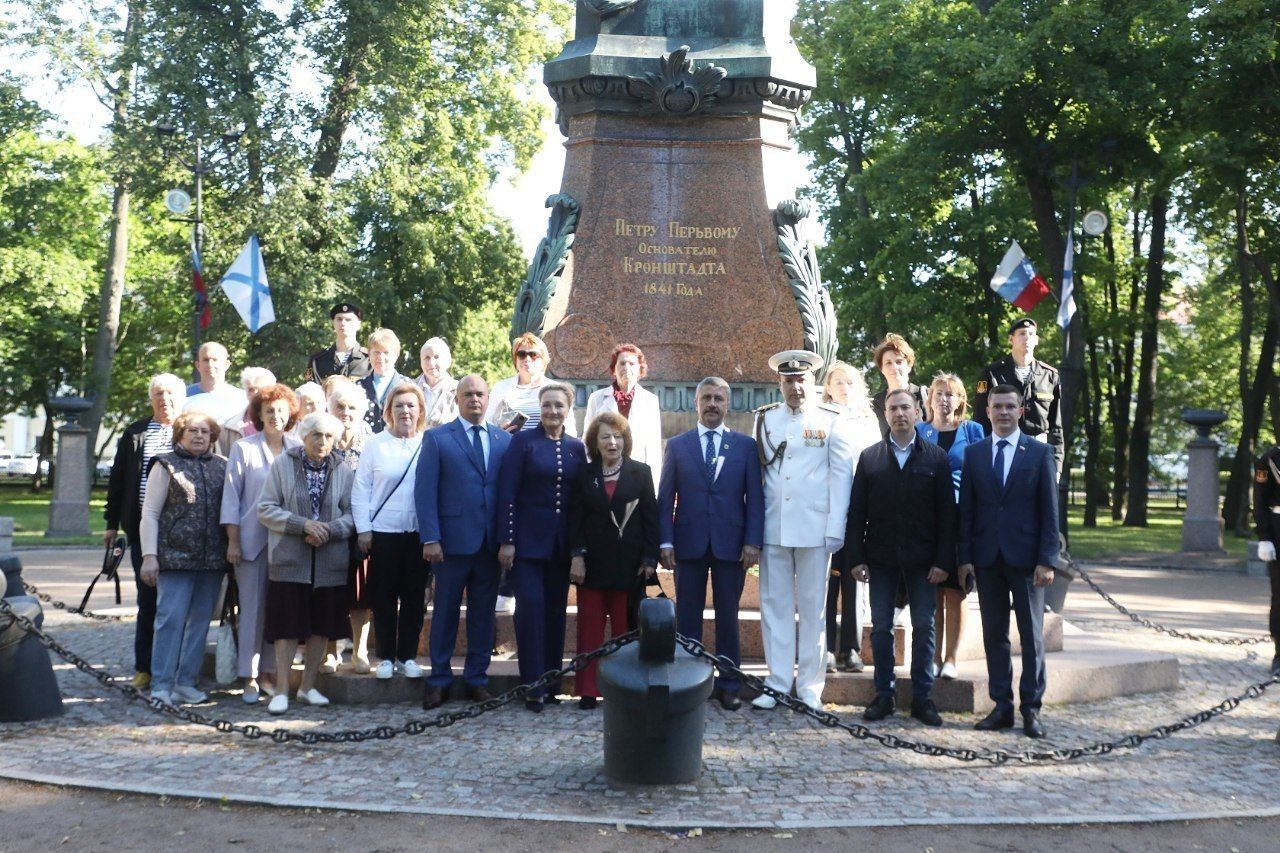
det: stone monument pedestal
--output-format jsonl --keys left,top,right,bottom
{"left": 1182, "top": 437, "right": 1225, "bottom": 552}
{"left": 46, "top": 425, "right": 91, "bottom": 538}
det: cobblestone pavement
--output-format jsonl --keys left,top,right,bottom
{"left": 3, "top": 561, "right": 1279, "bottom": 829}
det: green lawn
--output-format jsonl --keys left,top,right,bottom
{"left": 1065, "top": 500, "right": 1250, "bottom": 561}
{"left": 0, "top": 483, "right": 105, "bottom": 547}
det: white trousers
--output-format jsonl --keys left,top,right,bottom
{"left": 759, "top": 545, "right": 829, "bottom": 704}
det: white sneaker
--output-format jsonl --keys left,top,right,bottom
{"left": 375, "top": 660, "right": 395, "bottom": 680}
{"left": 296, "top": 688, "right": 330, "bottom": 706}
{"left": 267, "top": 693, "right": 289, "bottom": 715}
{"left": 242, "top": 680, "right": 260, "bottom": 704}
{"left": 150, "top": 689, "right": 173, "bottom": 706}
{"left": 939, "top": 661, "right": 958, "bottom": 680}
{"left": 751, "top": 693, "right": 777, "bottom": 710}
{"left": 801, "top": 695, "right": 824, "bottom": 712}
{"left": 401, "top": 660, "right": 423, "bottom": 679}
{"left": 172, "top": 685, "right": 207, "bottom": 705}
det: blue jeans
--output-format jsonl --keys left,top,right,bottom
{"left": 868, "top": 564, "right": 937, "bottom": 701}
{"left": 150, "top": 570, "right": 224, "bottom": 693}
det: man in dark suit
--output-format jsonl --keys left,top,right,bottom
{"left": 102, "top": 373, "right": 185, "bottom": 690}
{"left": 957, "top": 384, "right": 1060, "bottom": 738}
{"left": 846, "top": 389, "right": 955, "bottom": 726}
{"left": 415, "top": 375, "right": 512, "bottom": 709}
{"left": 1251, "top": 445, "right": 1280, "bottom": 676}
{"left": 658, "top": 376, "right": 765, "bottom": 710}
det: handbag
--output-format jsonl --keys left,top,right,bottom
{"left": 213, "top": 577, "right": 239, "bottom": 685}
{"left": 77, "top": 536, "right": 126, "bottom": 613}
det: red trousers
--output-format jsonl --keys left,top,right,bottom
{"left": 575, "top": 587, "right": 630, "bottom": 698}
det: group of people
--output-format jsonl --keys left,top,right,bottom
{"left": 104, "top": 301, "right": 1075, "bottom": 736}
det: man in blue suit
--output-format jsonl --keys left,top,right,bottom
{"left": 957, "top": 384, "right": 1059, "bottom": 738}
{"left": 658, "top": 376, "right": 765, "bottom": 710}
{"left": 415, "top": 374, "right": 512, "bottom": 709}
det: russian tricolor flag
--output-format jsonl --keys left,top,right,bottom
{"left": 990, "top": 240, "right": 1050, "bottom": 311}
{"left": 191, "top": 237, "right": 211, "bottom": 330}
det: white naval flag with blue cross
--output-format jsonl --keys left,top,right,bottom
{"left": 219, "top": 234, "right": 275, "bottom": 333}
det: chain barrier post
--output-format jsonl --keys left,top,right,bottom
{"left": 1, "top": 553, "right": 23, "bottom": 598}
{"left": 599, "top": 597, "right": 713, "bottom": 784}
{"left": 0, "top": 592, "right": 65, "bottom": 722}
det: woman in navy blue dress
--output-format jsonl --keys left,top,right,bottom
{"left": 915, "top": 372, "right": 985, "bottom": 680}
{"left": 497, "top": 381, "right": 587, "bottom": 712}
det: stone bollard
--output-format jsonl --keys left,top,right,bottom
{"left": 0, "top": 596, "right": 65, "bottom": 721}
{"left": 1, "top": 553, "right": 23, "bottom": 598}
{"left": 598, "top": 597, "right": 714, "bottom": 785}
{"left": 1180, "top": 409, "right": 1227, "bottom": 552}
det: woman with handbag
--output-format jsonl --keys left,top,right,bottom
{"left": 569, "top": 411, "right": 659, "bottom": 709}
{"left": 221, "top": 383, "right": 301, "bottom": 703}
{"left": 257, "top": 412, "right": 356, "bottom": 714}
{"left": 351, "top": 383, "right": 430, "bottom": 680}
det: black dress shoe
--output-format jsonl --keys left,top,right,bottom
{"left": 910, "top": 698, "right": 943, "bottom": 727}
{"left": 863, "top": 694, "right": 895, "bottom": 721}
{"left": 524, "top": 699, "right": 543, "bottom": 713}
{"left": 578, "top": 696, "right": 598, "bottom": 710}
{"left": 543, "top": 694, "right": 562, "bottom": 705}
{"left": 1023, "top": 711, "right": 1046, "bottom": 738}
{"left": 465, "top": 684, "right": 493, "bottom": 703}
{"left": 421, "top": 686, "right": 444, "bottom": 710}
{"left": 719, "top": 692, "right": 742, "bottom": 711}
{"left": 974, "top": 709, "right": 1015, "bottom": 730}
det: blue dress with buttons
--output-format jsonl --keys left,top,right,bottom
{"left": 496, "top": 426, "right": 588, "bottom": 698}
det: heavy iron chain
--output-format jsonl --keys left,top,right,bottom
{"left": 674, "top": 634, "right": 1280, "bottom": 765}
{"left": 1066, "top": 558, "right": 1272, "bottom": 646}
{"left": 0, "top": 595, "right": 635, "bottom": 744}
{"left": 21, "top": 581, "right": 125, "bottom": 623}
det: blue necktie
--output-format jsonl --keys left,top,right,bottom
{"left": 471, "top": 425, "right": 486, "bottom": 470}
{"left": 704, "top": 430, "right": 718, "bottom": 482}
{"left": 995, "top": 439, "right": 1010, "bottom": 487}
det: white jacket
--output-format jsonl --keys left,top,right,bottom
{"left": 755, "top": 401, "right": 857, "bottom": 548}
{"left": 351, "top": 429, "right": 422, "bottom": 534}
{"left": 583, "top": 384, "right": 663, "bottom": 486}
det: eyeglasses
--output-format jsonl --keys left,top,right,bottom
{"left": 516, "top": 350, "right": 543, "bottom": 360}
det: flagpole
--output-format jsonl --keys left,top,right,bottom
{"left": 1058, "top": 160, "right": 1084, "bottom": 545}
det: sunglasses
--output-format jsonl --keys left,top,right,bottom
{"left": 516, "top": 350, "right": 543, "bottom": 360}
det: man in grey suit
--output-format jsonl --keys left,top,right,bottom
{"left": 957, "top": 384, "right": 1059, "bottom": 738}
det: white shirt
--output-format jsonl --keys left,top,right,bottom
{"left": 991, "top": 427, "right": 1022, "bottom": 484}
{"left": 888, "top": 433, "right": 913, "bottom": 469}
{"left": 183, "top": 384, "right": 248, "bottom": 424}
{"left": 455, "top": 415, "right": 490, "bottom": 468}
{"left": 352, "top": 429, "right": 422, "bottom": 534}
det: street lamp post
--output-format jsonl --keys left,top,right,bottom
{"left": 153, "top": 125, "right": 242, "bottom": 383}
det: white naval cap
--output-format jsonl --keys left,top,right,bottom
{"left": 768, "top": 349, "right": 824, "bottom": 376}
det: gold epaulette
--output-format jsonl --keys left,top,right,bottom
{"left": 753, "top": 401, "right": 782, "bottom": 415}
{"left": 816, "top": 402, "right": 843, "bottom": 415}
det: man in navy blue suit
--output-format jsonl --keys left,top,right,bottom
{"left": 658, "top": 376, "right": 765, "bottom": 710}
{"left": 957, "top": 384, "right": 1059, "bottom": 738}
{"left": 415, "top": 375, "right": 512, "bottom": 710}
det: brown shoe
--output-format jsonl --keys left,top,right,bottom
{"left": 465, "top": 684, "right": 493, "bottom": 703}
{"left": 422, "top": 685, "right": 445, "bottom": 710}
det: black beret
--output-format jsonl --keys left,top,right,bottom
{"left": 330, "top": 301, "right": 363, "bottom": 320}
{"left": 1008, "top": 317, "right": 1037, "bottom": 335}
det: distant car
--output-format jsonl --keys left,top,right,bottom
{"left": 95, "top": 458, "right": 115, "bottom": 484}
{"left": 7, "top": 453, "right": 43, "bottom": 478}
{"left": 0, "top": 450, "right": 12, "bottom": 475}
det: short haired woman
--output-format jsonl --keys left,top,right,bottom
{"left": 569, "top": 411, "right": 659, "bottom": 709}
{"left": 352, "top": 383, "right": 429, "bottom": 680}
{"left": 138, "top": 410, "right": 229, "bottom": 706}
{"left": 360, "top": 327, "right": 410, "bottom": 433}
{"left": 583, "top": 344, "right": 662, "bottom": 488}
{"left": 496, "top": 382, "right": 588, "bottom": 711}
{"left": 258, "top": 412, "right": 356, "bottom": 714}
{"left": 916, "top": 372, "right": 985, "bottom": 681}
{"left": 416, "top": 337, "right": 459, "bottom": 429}
{"left": 221, "top": 384, "right": 301, "bottom": 703}
{"left": 870, "top": 333, "right": 928, "bottom": 436}
{"left": 486, "top": 333, "right": 578, "bottom": 436}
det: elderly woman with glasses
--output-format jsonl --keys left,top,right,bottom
{"left": 138, "top": 410, "right": 230, "bottom": 706}
{"left": 258, "top": 412, "right": 356, "bottom": 714}
{"left": 486, "top": 333, "right": 578, "bottom": 437}
{"left": 416, "top": 336, "right": 459, "bottom": 429}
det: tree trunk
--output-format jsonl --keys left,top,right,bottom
{"left": 1223, "top": 184, "right": 1264, "bottom": 534}
{"left": 1124, "top": 188, "right": 1169, "bottom": 527}
{"left": 1082, "top": 297, "right": 1107, "bottom": 527}
{"left": 1225, "top": 305, "right": 1278, "bottom": 534}
{"left": 80, "top": 0, "right": 141, "bottom": 469}
{"left": 1111, "top": 187, "right": 1144, "bottom": 520}
{"left": 310, "top": 29, "right": 371, "bottom": 182}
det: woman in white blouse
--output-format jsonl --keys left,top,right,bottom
{"left": 351, "top": 383, "right": 429, "bottom": 679}
{"left": 221, "top": 384, "right": 302, "bottom": 702}
{"left": 486, "top": 332, "right": 577, "bottom": 437}
{"left": 583, "top": 343, "right": 662, "bottom": 488}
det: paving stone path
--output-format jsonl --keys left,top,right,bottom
{"left": 3, "top": 564, "right": 1279, "bottom": 828}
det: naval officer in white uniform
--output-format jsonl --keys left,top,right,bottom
{"left": 751, "top": 350, "right": 858, "bottom": 711}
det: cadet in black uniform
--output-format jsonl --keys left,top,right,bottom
{"left": 973, "top": 317, "right": 1062, "bottom": 473}
{"left": 1251, "top": 445, "right": 1280, "bottom": 675}
{"left": 305, "top": 301, "right": 372, "bottom": 383}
